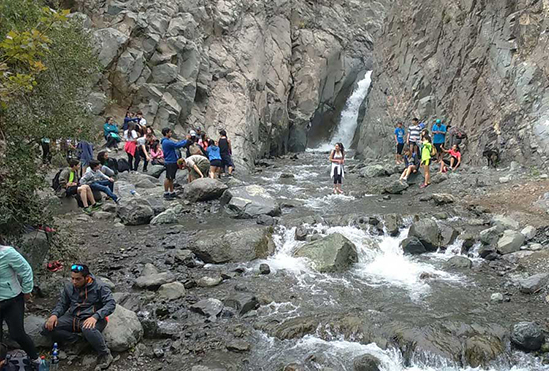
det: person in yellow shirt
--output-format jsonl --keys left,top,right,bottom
{"left": 420, "top": 134, "right": 433, "bottom": 188}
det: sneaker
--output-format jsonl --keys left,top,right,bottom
{"left": 106, "top": 148, "right": 111, "bottom": 153}
{"left": 95, "top": 201, "right": 103, "bottom": 207}
{"left": 83, "top": 207, "right": 93, "bottom": 215}
{"left": 163, "top": 193, "right": 171, "bottom": 199}
{"left": 170, "top": 193, "right": 180, "bottom": 199}
{"left": 91, "top": 203, "right": 102, "bottom": 211}
{"left": 114, "top": 197, "right": 121, "bottom": 204}
{"left": 95, "top": 350, "right": 113, "bottom": 370}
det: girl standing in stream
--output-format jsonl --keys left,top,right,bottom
{"left": 329, "top": 142, "right": 345, "bottom": 194}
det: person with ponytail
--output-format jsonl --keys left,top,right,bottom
{"left": 329, "top": 142, "right": 345, "bottom": 194}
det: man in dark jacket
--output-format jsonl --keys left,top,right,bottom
{"left": 42, "top": 264, "right": 115, "bottom": 370}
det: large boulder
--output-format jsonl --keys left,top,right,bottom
{"left": 93, "top": 28, "right": 128, "bottom": 67}
{"left": 4, "top": 315, "right": 51, "bottom": 348}
{"left": 190, "top": 298, "right": 224, "bottom": 318}
{"left": 359, "top": 165, "right": 386, "bottom": 177}
{"left": 19, "top": 230, "right": 50, "bottom": 274}
{"left": 149, "top": 165, "right": 165, "bottom": 178}
{"left": 103, "top": 305, "right": 143, "bottom": 352}
{"left": 383, "top": 179, "right": 409, "bottom": 194}
{"left": 444, "top": 256, "right": 472, "bottom": 269}
{"left": 383, "top": 214, "right": 403, "bottom": 236}
{"left": 293, "top": 233, "right": 358, "bottom": 273}
{"left": 400, "top": 237, "right": 426, "bottom": 255}
{"left": 408, "top": 218, "right": 441, "bottom": 251}
{"left": 496, "top": 230, "right": 525, "bottom": 255}
{"left": 491, "top": 215, "right": 520, "bottom": 231}
{"left": 190, "top": 226, "right": 275, "bottom": 264}
{"left": 480, "top": 226, "right": 502, "bottom": 245}
{"left": 221, "top": 185, "right": 281, "bottom": 218}
{"left": 510, "top": 322, "right": 545, "bottom": 351}
{"left": 519, "top": 273, "right": 549, "bottom": 294}
{"left": 135, "top": 264, "right": 175, "bottom": 290}
{"left": 157, "top": 282, "right": 186, "bottom": 300}
{"left": 184, "top": 178, "right": 228, "bottom": 202}
{"left": 521, "top": 226, "right": 537, "bottom": 241}
{"left": 223, "top": 293, "right": 259, "bottom": 316}
{"left": 150, "top": 205, "right": 182, "bottom": 225}
{"left": 117, "top": 199, "right": 154, "bottom": 225}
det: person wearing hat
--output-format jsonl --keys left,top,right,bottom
{"left": 432, "top": 119, "right": 447, "bottom": 161}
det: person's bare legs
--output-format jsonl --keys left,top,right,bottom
{"left": 216, "top": 167, "right": 221, "bottom": 178}
{"left": 450, "top": 157, "right": 455, "bottom": 169}
{"left": 228, "top": 166, "right": 233, "bottom": 175}
{"left": 425, "top": 165, "right": 431, "bottom": 185}
{"left": 209, "top": 166, "right": 216, "bottom": 179}
{"left": 78, "top": 188, "right": 89, "bottom": 208}
{"left": 439, "top": 160, "right": 445, "bottom": 173}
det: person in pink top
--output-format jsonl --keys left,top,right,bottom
{"left": 149, "top": 140, "right": 164, "bottom": 165}
{"left": 439, "top": 144, "right": 462, "bottom": 173}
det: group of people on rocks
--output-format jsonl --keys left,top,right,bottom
{"left": 0, "top": 244, "right": 114, "bottom": 370}
{"left": 395, "top": 118, "right": 462, "bottom": 188}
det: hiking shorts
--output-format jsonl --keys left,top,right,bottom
{"left": 422, "top": 159, "right": 430, "bottom": 166}
{"left": 165, "top": 163, "right": 178, "bottom": 180}
{"left": 66, "top": 185, "right": 78, "bottom": 197}
{"left": 396, "top": 143, "right": 404, "bottom": 155}
{"left": 210, "top": 159, "right": 223, "bottom": 168}
{"left": 221, "top": 154, "right": 234, "bottom": 168}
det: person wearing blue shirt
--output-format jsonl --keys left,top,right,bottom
{"left": 432, "top": 119, "right": 447, "bottom": 160}
{"left": 161, "top": 128, "right": 190, "bottom": 199}
{"left": 394, "top": 121, "right": 405, "bottom": 164}
{"left": 206, "top": 139, "right": 223, "bottom": 178}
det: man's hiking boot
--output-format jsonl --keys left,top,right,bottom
{"left": 95, "top": 350, "right": 113, "bottom": 370}
{"left": 83, "top": 207, "right": 93, "bottom": 215}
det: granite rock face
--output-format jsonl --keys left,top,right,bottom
{"left": 356, "top": 0, "right": 549, "bottom": 169}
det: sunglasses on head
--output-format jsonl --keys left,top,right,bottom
{"left": 71, "top": 264, "right": 84, "bottom": 273}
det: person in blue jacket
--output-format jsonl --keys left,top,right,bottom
{"left": 161, "top": 128, "right": 190, "bottom": 199}
{"left": 0, "top": 244, "right": 39, "bottom": 367}
{"left": 103, "top": 117, "right": 120, "bottom": 152}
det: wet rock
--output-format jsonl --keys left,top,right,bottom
{"left": 490, "top": 293, "right": 504, "bottom": 303}
{"left": 460, "top": 232, "right": 477, "bottom": 252}
{"left": 190, "top": 298, "right": 224, "bottom": 318}
{"left": 401, "top": 237, "right": 427, "bottom": 255}
{"left": 135, "top": 265, "right": 175, "bottom": 290}
{"left": 444, "top": 256, "right": 472, "bottom": 269}
{"left": 191, "top": 226, "right": 275, "bottom": 264}
{"left": 153, "top": 348, "right": 164, "bottom": 358}
{"left": 295, "top": 226, "right": 308, "bottom": 241}
{"left": 117, "top": 199, "right": 154, "bottom": 225}
{"left": 157, "top": 282, "right": 186, "bottom": 300}
{"left": 440, "top": 224, "right": 459, "bottom": 246}
{"left": 464, "top": 335, "right": 505, "bottom": 368}
{"left": 223, "top": 293, "right": 259, "bottom": 316}
{"left": 221, "top": 185, "right": 281, "bottom": 218}
{"left": 480, "top": 226, "right": 502, "bottom": 245}
{"left": 149, "top": 165, "right": 165, "bottom": 178}
{"left": 408, "top": 218, "right": 441, "bottom": 251}
{"left": 226, "top": 340, "right": 251, "bottom": 352}
{"left": 197, "top": 276, "right": 223, "bottom": 287}
{"left": 521, "top": 226, "right": 537, "bottom": 241}
{"left": 383, "top": 179, "right": 409, "bottom": 194}
{"left": 383, "top": 214, "right": 403, "bottom": 236}
{"left": 150, "top": 206, "right": 180, "bottom": 225}
{"left": 497, "top": 230, "right": 525, "bottom": 255}
{"left": 511, "top": 322, "right": 545, "bottom": 351}
{"left": 103, "top": 305, "right": 143, "bottom": 352}
{"left": 353, "top": 354, "right": 381, "bottom": 371}
{"left": 491, "top": 215, "right": 520, "bottom": 231}
{"left": 293, "top": 233, "right": 358, "bottom": 273}
{"left": 432, "top": 193, "right": 456, "bottom": 205}
{"left": 519, "top": 273, "right": 549, "bottom": 294}
{"left": 283, "top": 364, "right": 306, "bottom": 371}
{"left": 259, "top": 263, "right": 271, "bottom": 275}
{"left": 174, "top": 249, "right": 196, "bottom": 266}
{"left": 184, "top": 178, "right": 228, "bottom": 202}
{"left": 256, "top": 214, "right": 275, "bottom": 226}
{"left": 280, "top": 173, "right": 294, "bottom": 179}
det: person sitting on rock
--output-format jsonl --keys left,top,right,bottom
{"left": 42, "top": 264, "right": 115, "bottom": 371}
{"left": 149, "top": 140, "right": 164, "bottom": 165}
{"left": 178, "top": 154, "right": 210, "bottom": 182}
{"left": 97, "top": 151, "right": 118, "bottom": 175}
{"left": 80, "top": 160, "right": 120, "bottom": 203}
{"left": 103, "top": 117, "right": 120, "bottom": 152}
{"left": 161, "top": 128, "right": 190, "bottom": 199}
{"left": 399, "top": 146, "right": 419, "bottom": 182}
{"left": 57, "top": 159, "right": 100, "bottom": 215}
{"left": 439, "top": 144, "right": 462, "bottom": 173}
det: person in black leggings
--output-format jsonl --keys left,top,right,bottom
{"left": 0, "top": 244, "right": 39, "bottom": 366}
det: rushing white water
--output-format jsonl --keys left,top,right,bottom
{"left": 312, "top": 70, "right": 372, "bottom": 151}
{"left": 254, "top": 334, "right": 549, "bottom": 371}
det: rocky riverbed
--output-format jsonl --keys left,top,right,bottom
{"left": 18, "top": 151, "right": 549, "bottom": 371}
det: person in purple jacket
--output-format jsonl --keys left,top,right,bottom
{"left": 161, "top": 128, "right": 190, "bottom": 200}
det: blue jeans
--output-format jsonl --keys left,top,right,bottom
{"left": 90, "top": 180, "right": 117, "bottom": 201}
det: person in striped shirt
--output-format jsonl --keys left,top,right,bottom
{"left": 407, "top": 118, "right": 422, "bottom": 158}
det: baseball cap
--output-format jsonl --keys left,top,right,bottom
{"left": 190, "top": 130, "right": 197, "bottom": 137}
{"left": 436, "top": 119, "right": 441, "bottom": 124}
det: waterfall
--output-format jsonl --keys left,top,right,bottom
{"left": 312, "top": 71, "right": 372, "bottom": 151}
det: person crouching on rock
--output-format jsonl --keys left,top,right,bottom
{"left": 329, "top": 142, "right": 345, "bottom": 194}
{"left": 178, "top": 154, "right": 210, "bottom": 182}
{"left": 399, "top": 146, "right": 419, "bottom": 182}
{"left": 420, "top": 134, "right": 433, "bottom": 189}
{"left": 42, "top": 264, "right": 115, "bottom": 371}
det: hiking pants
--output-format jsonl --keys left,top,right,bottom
{"left": 135, "top": 147, "right": 148, "bottom": 172}
{"left": 41, "top": 314, "right": 109, "bottom": 356}
{"left": 105, "top": 135, "right": 118, "bottom": 149}
{"left": 90, "top": 180, "right": 117, "bottom": 201}
{"left": 0, "top": 294, "right": 39, "bottom": 359}
{"left": 127, "top": 153, "right": 136, "bottom": 171}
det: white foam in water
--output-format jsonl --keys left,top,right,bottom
{"left": 303, "top": 194, "right": 356, "bottom": 209}
{"left": 312, "top": 70, "right": 372, "bottom": 152}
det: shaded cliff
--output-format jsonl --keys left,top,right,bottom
{"left": 73, "top": 0, "right": 386, "bottom": 170}
{"left": 356, "top": 0, "right": 549, "bottom": 168}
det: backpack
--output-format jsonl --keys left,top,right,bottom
{"left": 431, "top": 144, "right": 437, "bottom": 157}
{"left": 5, "top": 352, "right": 33, "bottom": 371}
{"left": 117, "top": 158, "right": 130, "bottom": 173}
{"left": 107, "top": 158, "right": 119, "bottom": 174}
{"left": 52, "top": 168, "right": 63, "bottom": 191}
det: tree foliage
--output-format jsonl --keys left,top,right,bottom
{"left": 0, "top": 0, "right": 100, "bottom": 238}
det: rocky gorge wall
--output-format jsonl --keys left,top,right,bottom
{"left": 356, "top": 0, "right": 549, "bottom": 168}
{"left": 71, "top": 0, "right": 386, "bottom": 170}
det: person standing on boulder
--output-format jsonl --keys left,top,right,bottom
{"left": 432, "top": 119, "right": 447, "bottom": 161}
{"left": 329, "top": 142, "right": 345, "bottom": 194}
{"left": 407, "top": 118, "right": 421, "bottom": 158}
{"left": 394, "top": 121, "right": 405, "bottom": 164}
{"left": 42, "top": 264, "right": 115, "bottom": 371}
{"left": 0, "top": 243, "right": 40, "bottom": 368}
{"left": 218, "top": 129, "right": 234, "bottom": 176}
{"left": 420, "top": 134, "right": 433, "bottom": 189}
{"left": 161, "top": 128, "right": 190, "bottom": 200}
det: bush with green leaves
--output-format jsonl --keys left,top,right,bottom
{"left": 0, "top": 0, "right": 99, "bottom": 238}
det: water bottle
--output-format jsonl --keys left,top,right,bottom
{"left": 39, "top": 356, "right": 50, "bottom": 371}
{"left": 51, "top": 343, "right": 59, "bottom": 370}
{"left": 130, "top": 190, "right": 140, "bottom": 196}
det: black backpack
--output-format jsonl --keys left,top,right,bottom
{"left": 117, "top": 158, "right": 130, "bottom": 173}
{"left": 51, "top": 168, "right": 63, "bottom": 191}
{"left": 4, "top": 353, "right": 33, "bottom": 371}
{"left": 107, "top": 158, "right": 119, "bottom": 174}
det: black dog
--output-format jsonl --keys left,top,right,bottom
{"left": 482, "top": 148, "right": 499, "bottom": 168}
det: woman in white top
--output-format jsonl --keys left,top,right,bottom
{"left": 329, "top": 142, "right": 345, "bottom": 194}
{"left": 123, "top": 122, "right": 139, "bottom": 171}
